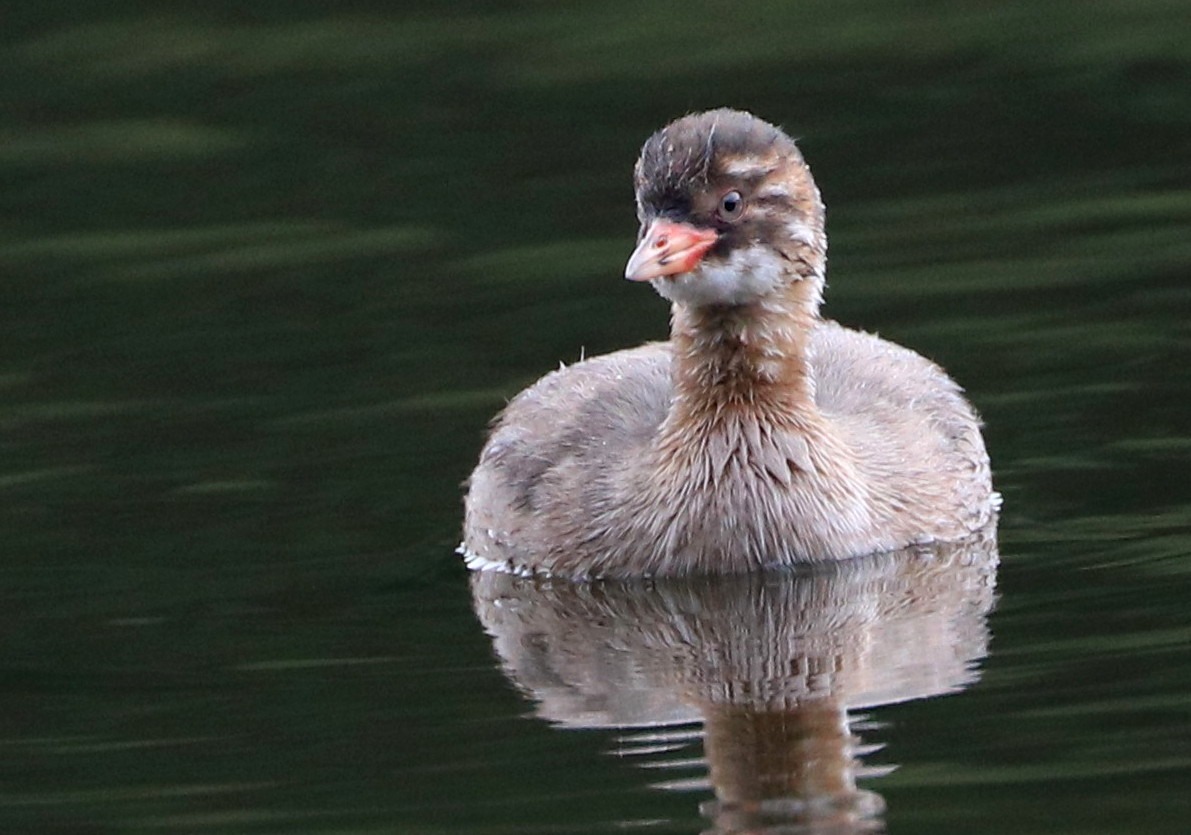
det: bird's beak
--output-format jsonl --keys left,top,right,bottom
{"left": 624, "top": 220, "right": 718, "bottom": 282}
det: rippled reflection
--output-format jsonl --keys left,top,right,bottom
{"left": 471, "top": 526, "right": 998, "bottom": 833}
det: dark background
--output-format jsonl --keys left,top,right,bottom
{"left": 1, "top": 2, "right": 1188, "bottom": 832}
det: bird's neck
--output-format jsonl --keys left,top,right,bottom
{"left": 665, "top": 278, "right": 823, "bottom": 427}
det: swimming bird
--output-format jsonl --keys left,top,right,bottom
{"left": 462, "top": 108, "right": 996, "bottom": 578}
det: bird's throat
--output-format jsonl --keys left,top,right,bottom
{"left": 666, "top": 284, "right": 821, "bottom": 424}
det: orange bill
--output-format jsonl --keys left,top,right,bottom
{"left": 624, "top": 220, "right": 718, "bottom": 282}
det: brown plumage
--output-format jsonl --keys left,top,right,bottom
{"left": 462, "top": 108, "right": 998, "bottom": 578}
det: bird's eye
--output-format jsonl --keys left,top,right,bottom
{"left": 717, "top": 190, "right": 745, "bottom": 222}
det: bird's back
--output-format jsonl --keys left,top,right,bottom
{"left": 810, "top": 320, "right": 995, "bottom": 539}
{"left": 464, "top": 322, "right": 994, "bottom": 575}
{"left": 462, "top": 343, "right": 673, "bottom": 572}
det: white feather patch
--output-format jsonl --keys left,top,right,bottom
{"left": 652, "top": 246, "right": 786, "bottom": 307}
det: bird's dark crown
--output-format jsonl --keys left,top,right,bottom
{"left": 633, "top": 108, "right": 801, "bottom": 221}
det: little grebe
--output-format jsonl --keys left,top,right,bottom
{"left": 462, "top": 109, "right": 997, "bottom": 578}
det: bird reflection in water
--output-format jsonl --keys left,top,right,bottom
{"left": 469, "top": 526, "right": 997, "bottom": 833}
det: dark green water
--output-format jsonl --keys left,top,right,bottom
{"left": 2, "top": 2, "right": 1189, "bottom": 832}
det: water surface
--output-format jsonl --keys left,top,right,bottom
{"left": 2, "top": 2, "right": 1189, "bottom": 832}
